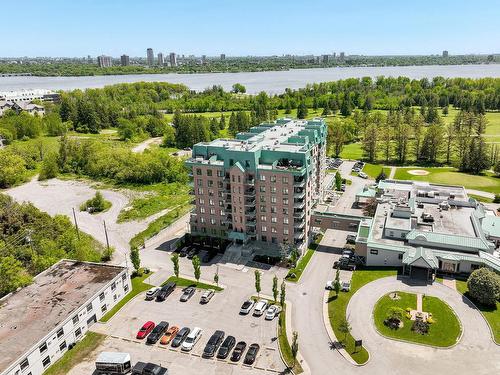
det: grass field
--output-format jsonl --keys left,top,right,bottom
{"left": 43, "top": 332, "right": 106, "bottom": 375}
{"left": 373, "top": 292, "right": 461, "bottom": 347}
{"left": 161, "top": 276, "right": 223, "bottom": 291}
{"left": 100, "top": 271, "right": 153, "bottom": 323}
{"left": 361, "top": 163, "right": 391, "bottom": 179}
{"left": 339, "top": 142, "right": 363, "bottom": 160}
{"left": 393, "top": 167, "right": 500, "bottom": 194}
{"left": 328, "top": 267, "right": 400, "bottom": 364}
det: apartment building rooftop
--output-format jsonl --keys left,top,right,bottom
{"left": 0, "top": 260, "right": 125, "bottom": 372}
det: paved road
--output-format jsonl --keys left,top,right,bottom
{"left": 348, "top": 277, "right": 500, "bottom": 375}
{"left": 334, "top": 161, "right": 370, "bottom": 215}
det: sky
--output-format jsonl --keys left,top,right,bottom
{"left": 1, "top": 0, "right": 499, "bottom": 57}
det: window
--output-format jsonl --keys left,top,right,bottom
{"left": 398, "top": 254, "right": 403, "bottom": 260}
{"left": 370, "top": 249, "right": 379, "bottom": 255}
{"left": 283, "top": 188, "right": 289, "bottom": 195}
{"left": 271, "top": 187, "right": 276, "bottom": 193}
{"left": 283, "top": 198, "right": 289, "bottom": 205}
{"left": 271, "top": 196, "right": 277, "bottom": 203}
{"left": 210, "top": 208, "right": 215, "bottom": 215}
{"left": 72, "top": 314, "right": 79, "bottom": 324}
{"left": 99, "top": 292, "right": 105, "bottom": 302}
{"left": 260, "top": 196, "right": 266, "bottom": 203}
{"left": 59, "top": 341, "right": 67, "bottom": 352}
{"left": 75, "top": 327, "right": 82, "bottom": 338}
{"left": 238, "top": 176, "right": 241, "bottom": 183}
{"left": 260, "top": 175, "right": 266, "bottom": 181}
{"left": 113, "top": 294, "right": 117, "bottom": 301}
{"left": 260, "top": 205, "right": 266, "bottom": 212}
{"left": 207, "top": 169, "right": 212, "bottom": 176}
{"left": 197, "top": 188, "right": 204, "bottom": 195}
{"left": 57, "top": 327, "right": 64, "bottom": 338}
{"left": 271, "top": 217, "right": 277, "bottom": 223}
{"left": 209, "top": 199, "right": 214, "bottom": 206}
{"left": 122, "top": 273, "right": 126, "bottom": 281}
{"left": 101, "top": 304, "right": 107, "bottom": 313}
{"left": 261, "top": 226, "right": 267, "bottom": 232}
{"left": 260, "top": 215, "right": 266, "bottom": 222}
{"left": 283, "top": 208, "right": 288, "bottom": 215}
{"left": 42, "top": 356, "right": 51, "bottom": 368}
{"left": 271, "top": 206, "right": 277, "bottom": 213}
{"left": 199, "top": 198, "right": 205, "bottom": 205}
{"left": 217, "top": 170, "right": 224, "bottom": 177}
{"left": 124, "top": 284, "right": 129, "bottom": 293}
{"left": 270, "top": 176, "right": 276, "bottom": 183}
{"left": 271, "top": 227, "right": 277, "bottom": 233}
{"left": 260, "top": 186, "right": 266, "bottom": 193}
{"left": 197, "top": 179, "right": 202, "bottom": 186}
{"left": 200, "top": 217, "right": 205, "bottom": 224}
{"left": 39, "top": 342, "right": 47, "bottom": 354}
{"left": 284, "top": 228, "right": 289, "bottom": 235}
{"left": 20, "top": 358, "right": 29, "bottom": 371}
{"left": 210, "top": 218, "right": 216, "bottom": 225}
{"left": 220, "top": 209, "right": 225, "bottom": 216}
{"left": 111, "top": 282, "right": 116, "bottom": 291}
{"left": 282, "top": 176, "right": 289, "bottom": 184}
{"left": 196, "top": 168, "right": 202, "bottom": 175}
{"left": 261, "top": 235, "right": 267, "bottom": 242}
{"left": 283, "top": 217, "right": 289, "bottom": 224}
{"left": 200, "top": 207, "right": 205, "bottom": 214}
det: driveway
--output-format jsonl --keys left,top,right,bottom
{"left": 347, "top": 276, "right": 500, "bottom": 375}
{"left": 333, "top": 161, "right": 370, "bottom": 215}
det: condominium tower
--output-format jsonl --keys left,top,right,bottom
{"left": 97, "top": 55, "right": 112, "bottom": 68}
{"left": 185, "top": 118, "right": 327, "bottom": 255}
{"left": 120, "top": 54, "right": 130, "bottom": 66}
{"left": 146, "top": 48, "right": 154, "bottom": 66}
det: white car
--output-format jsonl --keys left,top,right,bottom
{"left": 200, "top": 289, "right": 215, "bottom": 304}
{"left": 265, "top": 305, "right": 281, "bottom": 320}
{"left": 181, "top": 327, "right": 202, "bottom": 351}
{"left": 240, "top": 299, "right": 255, "bottom": 314}
{"left": 358, "top": 171, "right": 368, "bottom": 179}
{"left": 145, "top": 287, "right": 160, "bottom": 300}
{"left": 341, "top": 281, "right": 351, "bottom": 292}
{"left": 352, "top": 167, "right": 360, "bottom": 173}
{"left": 325, "top": 281, "right": 334, "bottom": 290}
{"left": 253, "top": 300, "right": 268, "bottom": 316}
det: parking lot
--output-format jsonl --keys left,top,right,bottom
{"left": 88, "top": 282, "right": 285, "bottom": 374}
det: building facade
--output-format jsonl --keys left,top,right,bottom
{"left": 185, "top": 118, "right": 327, "bottom": 256}
{"left": 0, "top": 260, "right": 131, "bottom": 375}
{"left": 120, "top": 54, "right": 130, "bottom": 66}
{"left": 169, "top": 52, "right": 177, "bottom": 67}
{"left": 157, "top": 53, "right": 164, "bottom": 66}
{"left": 97, "top": 55, "right": 112, "bottom": 68}
{"left": 147, "top": 48, "right": 154, "bottom": 66}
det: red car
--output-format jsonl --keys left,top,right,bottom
{"left": 136, "top": 321, "right": 155, "bottom": 339}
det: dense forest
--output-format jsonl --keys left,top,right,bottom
{"left": 0, "top": 194, "right": 107, "bottom": 297}
{"left": 0, "top": 54, "right": 498, "bottom": 76}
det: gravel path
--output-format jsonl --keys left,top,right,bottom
{"left": 131, "top": 137, "right": 163, "bottom": 153}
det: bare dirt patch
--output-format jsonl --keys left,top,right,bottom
{"left": 407, "top": 169, "right": 430, "bottom": 176}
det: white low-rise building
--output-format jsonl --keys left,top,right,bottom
{"left": 0, "top": 260, "right": 131, "bottom": 375}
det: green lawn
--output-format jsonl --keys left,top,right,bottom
{"left": 162, "top": 276, "right": 223, "bottom": 291}
{"left": 373, "top": 292, "right": 461, "bottom": 347}
{"left": 453, "top": 279, "right": 500, "bottom": 343}
{"left": 468, "top": 194, "right": 494, "bottom": 203}
{"left": 339, "top": 142, "right": 363, "bottom": 160}
{"left": 43, "top": 332, "right": 106, "bottom": 375}
{"left": 278, "top": 304, "right": 303, "bottom": 374}
{"left": 100, "top": 272, "right": 153, "bottom": 322}
{"left": 285, "top": 242, "right": 319, "bottom": 282}
{"left": 393, "top": 167, "right": 500, "bottom": 194}
{"left": 360, "top": 163, "right": 391, "bottom": 179}
{"left": 129, "top": 203, "right": 192, "bottom": 249}
{"left": 327, "top": 267, "right": 400, "bottom": 364}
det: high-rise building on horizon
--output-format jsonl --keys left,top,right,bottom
{"left": 120, "top": 54, "right": 130, "bottom": 66}
{"left": 220, "top": 53, "right": 226, "bottom": 61}
{"left": 201, "top": 54, "right": 207, "bottom": 64}
{"left": 158, "top": 53, "right": 164, "bottom": 66}
{"left": 321, "top": 54, "right": 329, "bottom": 64}
{"left": 185, "top": 118, "right": 327, "bottom": 257}
{"left": 97, "top": 55, "right": 112, "bottom": 68}
{"left": 169, "top": 52, "right": 177, "bottom": 67}
{"left": 146, "top": 48, "right": 154, "bottom": 66}
{"left": 339, "top": 52, "right": 345, "bottom": 60}
{"left": 442, "top": 50, "right": 449, "bottom": 58}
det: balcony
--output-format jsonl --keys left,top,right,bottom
{"left": 225, "top": 203, "right": 232, "bottom": 210}
{"left": 244, "top": 188, "right": 256, "bottom": 196}
{"left": 293, "top": 179, "right": 305, "bottom": 188}
{"left": 293, "top": 200, "right": 305, "bottom": 209}
{"left": 293, "top": 210, "right": 305, "bottom": 219}
{"left": 245, "top": 211, "right": 256, "bottom": 219}
{"left": 294, "top": 232, "right": 305, "bottom": 240}
{"left": 294, "top": 189, "right": 305, "bottom": 199}
{"left": 245, "top": 179, "right": 255, "bottom": 186}
{"left": 246, "top": 221, "right": 256, "bottom": 227}
{"left": 294, "top": 221, "right": 305, "bottom": 229}
{"left": 244, "top": 199, "right": 256, "bottom": 207}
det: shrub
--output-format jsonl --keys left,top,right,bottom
{"left": 411, "top": 319, "right": 429, "bottom": 335}
{"left": 80, "top": 191, "right": 110, "bottom": 214}
{"left": 467, "top": 268, "right": 500, "bottom": 306}
{"left": 493, "top": 194, "right": 500, "bottom": 204}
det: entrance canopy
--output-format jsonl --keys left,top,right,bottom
{"left": 402, "top": 247, "right": 439, "bottom": 269}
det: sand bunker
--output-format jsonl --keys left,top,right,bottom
{"left": 407, "top": 169, "right": 430, "bottom": 176}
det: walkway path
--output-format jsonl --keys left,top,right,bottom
{"left": 388, "top": 166, "right": 396, "bottom": 179}
{"left": 442, "top": 277, "right": 457, "bottom": 290}
{"left": 347, "top": 276, "right": 500, "bottom": 375}
{"left": 131, "top": 137, "right": 163, "bottom": 153}
{"left": 466, "top": 189, "right": 495, "bottom": 200}
{"left": 416, "top": 293, "right": 423, "bottom": 312}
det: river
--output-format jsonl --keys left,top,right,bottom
{"left": 1, "top": 64, "right": 499, "bottom": 94}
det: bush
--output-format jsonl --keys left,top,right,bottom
{"left": 411, "top": 319, "right": 429, "bottom": 335}
{"left": 80, "top": 191, "right": 110, "bottom": 214}
{"left": 493, "top": 194, "right": 500, "bottom": 204}
{"left": 39, "top": 152, "right": 59, "bottom": 180}
{"left": 467, "top": 268, "right": 500, "bottom": 306}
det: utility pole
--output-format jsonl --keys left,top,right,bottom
{"left": 103, "top": 220, "right": 110, "bottom": 252}
{"left": 72, "top": 208, "right": 80, "bottom": 240}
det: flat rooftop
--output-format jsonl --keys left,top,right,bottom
{"left": 0, "top": 260, "right": 125, "bottom": 372}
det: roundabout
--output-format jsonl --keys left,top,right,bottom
{"left": 345, "top": 276, "right": 500, "bottom": 375}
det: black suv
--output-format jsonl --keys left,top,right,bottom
{"left": 202, "top": 330, "right": 225, "bottom": 358}
{"left": 156, "top": 282, "right": 176, "bottom": 302}
{"left": 217, "top": 335, "right": 236, "bottom": 359}
{"left": 146, "top": 321, "right": 169, "bottom": 344}
{"left": 171, "top": 327, "right": 190, "bottom": 347}
{"left": 333, "top": 258, "right": 356, "bottom": 271}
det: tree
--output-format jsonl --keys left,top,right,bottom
{"left": 231, "top": 83, "right": 246, "bottom": 94}
{"left": 334, "top": 267, "right": 341, "bottom": 296}
{"left": 375, "top": 171, "right": 386, "bottom": 182}
{"left": 272, "top": 275, "right": 279, "bottom": 303}
{"left": 171, "top": 253, "right": 180, "bottom": 278}
{"left": 379, "top": 122, "right": 392, "bottom": 163}
{"left": 442, "top": 106, "right": 449, "bottom": 116}
{"left": 321, "top": 102, "right": 331, "bottom": 116}
{"left": 327, "top": 119, "right": 349, "bottom": 156}
{"left": 340, "top": 97, "right": 352, "bottom": 117}
{"left": 338, "top": 318, "right": 352, "bottom": 344}
{"left": 130, "top": 248, "right": 141, "bottom": 274}
{"left": 335, "top": 171, "right": 342, "bottom": 191}
{"left": 362, "top": 123, "right": 378, "bottom": 162}
{"left": 363, "top": 198, "right": 378, "bottom": 217}
{"left": 0, "top": 256, "right": 32, "bottom": 296}
{"left": 297, "top": 102, "right": 308, "bottom": 119}
{"left": 255, "top": 269, "right": 262, "bottom": 297}
{"left": 280, "top": 280, "right": 286, "bottom": 306}
{"left": 39, "top": 152, "right": 59, "bottom": 180}
{"left": 291, "top": 331, "right": 299, "bottom": 367}
{"left": 289, "top": 246, "right": 300, "bottom": 267}
{"left": 0, "top": 150, "right": 27, "bottom": 188}
{"left": 214, "top": 266, "right": 219, "bottom": 287}
{"left": 467, "top": 268, "right": 500, "bottom": 306}
{"left": 192, "top": 255, "right": 201, "bottom": 282}
{"left": 420, "top": 122, "right": 444, "bottom": 163}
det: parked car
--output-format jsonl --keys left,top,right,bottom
{"left": 136, "top": 321, "right": 155, "bottom": 340}
{"left": 131, "top": 361, "right": 168, "bottom": 375}
{"left": 217, "top": 335, "right": 236, "bottom": 359}
{"left": 171, "top": 327, "right": 190, "bottom": 347}
{"left": 265, "top": 305, "right": 281, "bottom": 320}
{"left": 333, "top": 259, "right": 356, "bottom": 271}
{"left": 230, "top": 341, "right": 247, "bottom": 362}
{"left": 358, "top": 171, "right": 368, "bottom": 179}
{"left": 145, "top": 287, "right": 160, "bottom": 301}
{"left": 179, "top": 247, "right": 189, "bottom": 257}
{"left": 325, "top": 281, "right": 335, "bottom": 290}
{"left": 156, "top": 282, "right": 176, "bottom": 302}
{"left": 352, "top": 167, "right": 361, "bottom": 173}
{"left": 346, "top": 234, "right": 356, "bottom": 244}
{"left": 341, "top": 281, "right": 351, "bottom": 292}
{"left": 181, "top": 327, "right": 202, "bottom": 351}
{"left": 160, "top": 326, "right": 179, "bottom": 345}
{"left": 202, "top": 330, "right": 225, "bottom": 358}
{"left": 342, "top": 248, "right": 354, "bottom": 258}
{"left": 200, "top": 289, "right": 215, "bottom": 304}
{"left": 340, "top": 184, "right": 346, "bottom": 192}
{"left": 187, "top": 248, "right": 198, "bottom": 259}
{"left": 202, "top": 250, "right": 217, "bottom": 263}
{"left": 244, "top": 343, "right": 260, "bottom": 365}
{"left": 146, "top": 321, "right": 169, "bottom": 344}
{"left": 239, "top": 300, "right": 255, "bottom": 315}
{"left": 253, "top": 300, "right": 268, "bottom": 316}
{"left": 180, "top": 287, "right": 195, "bottom": 302}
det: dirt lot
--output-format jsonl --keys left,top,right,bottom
{"left": 86, "top": 285, "right": 285, "bottom": 374}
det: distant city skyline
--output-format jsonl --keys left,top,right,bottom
{"left": 0, "top": 0, "right": 499, "bottom": 57}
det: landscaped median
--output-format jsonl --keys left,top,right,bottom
{"left": 100, "top": 271, "right": 153, "bottom": 323}
{"left": 278, "top": 303, "right": 303, "bottom": 374}
{"left": 162, "top": 275, "right": 224, "bottom": 291}
{"left": 327, "top": 267, "right": 400, "bottom": 364}
{"left": 286, "top": 235, "right": 322, "bottom": 283}
{"left": 43, "top": 332, "right": 106, "bottom": 375}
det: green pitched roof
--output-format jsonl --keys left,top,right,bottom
{"left": 402, "top": 247, "right": 439, "bottom": 269}
{"left": 406, "top": 230, "right": 491, "bottom": 251}
{"left": 481, "top": 216, "right": 500, "bottom": 238}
